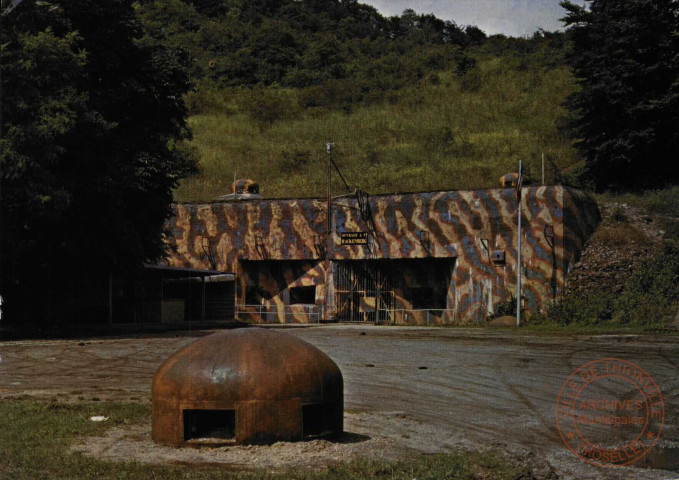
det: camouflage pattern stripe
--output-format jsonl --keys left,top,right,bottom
{"left": 165, "top": 186, "right": 599, "bottom": 324}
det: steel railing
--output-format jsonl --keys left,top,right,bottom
{"left": 236, "top": 304, "right": 321, "bottom": 324}
{"left": 236, "top": 304, "right": 457, "bottom": 325}
{"left": 387, "top": 309, "right": 457, "bottom": 325}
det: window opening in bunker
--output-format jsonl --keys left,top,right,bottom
{"left": 290, "top": 286, "right": 316, "bottom": 304}
{"left": 183, "top": 409, "right": 235, "bottom": 441}
{"left": 302, "top": 404, "right": 326, "bottom": 437}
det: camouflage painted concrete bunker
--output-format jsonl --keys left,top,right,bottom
{"left": 164, "top": 186, "right": 599, "bottom": 324}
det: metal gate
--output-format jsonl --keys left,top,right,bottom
{"left": 334, "top": 261, "right": 394, "bottom": 323}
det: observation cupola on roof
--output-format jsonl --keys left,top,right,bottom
{"left": 216, "top": 178, "right": 260, "bottom": 201}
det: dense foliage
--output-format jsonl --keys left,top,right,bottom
{"left": 542, "top": 239, "right": 679, "bottom": 326}
{"left": 135, "top": 0, "right": 488, "bottom": 113}
{"left": 132, "top": 1, "right": 577, "bottom": 201}
{"left": 137, "top": 0, "right": 485, "bottom": 84}
{"left": 174, "top": 32, "right": 575, "bottom": 201}
{"left": 560, "top": 0, "right": 679, "bottom": 191}
{"left": 7, "top": 0, "right": 676, "bottom": 326}
{"left": 0, "top": 0, "right": 197, "bottom": 322}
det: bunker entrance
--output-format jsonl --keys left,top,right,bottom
{"left": 183, "top": 409, "right": 235, "bottom": 441}
{"left": 334, "top": 260, "right": 394, "bottom": 323}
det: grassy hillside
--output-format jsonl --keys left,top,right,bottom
{"left": 175, "top": 44, "right": 580, "bottom": 201}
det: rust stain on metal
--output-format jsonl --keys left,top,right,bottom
{"left": 152, "top": 328, "right": 343, "bottom": 446}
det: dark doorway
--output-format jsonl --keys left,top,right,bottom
{"left": 409, "top": 287, "right": 446, "bottom": 310}
{"left": 334, "top": 260, "right": 394, "bottom": 323}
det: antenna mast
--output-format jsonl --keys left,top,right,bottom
{"left": 325, "top": 142, "right": 334, "bottom": 321}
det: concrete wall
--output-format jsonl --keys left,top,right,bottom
{"left": 165, "top": 186, "right": 599, "bottom": 324}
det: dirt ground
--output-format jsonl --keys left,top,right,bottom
{"left": 2, "top": 325, "right": 679, "bottom": 479}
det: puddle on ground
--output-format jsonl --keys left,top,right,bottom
{"left": 636, "top": 447, "right": 679, "bottom": 471}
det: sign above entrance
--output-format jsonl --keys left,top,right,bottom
{"left": 340, "top": 232, "right": 368, "bottom": 245}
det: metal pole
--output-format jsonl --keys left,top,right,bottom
{"left": 542, "top": 152, "right": 545, "bottom": 185}
{"left": 201, "top": 276, "right": 206, "bottom": 322}
{"left": 325, "top": 143, "right": 334, "bottom": 322}
{"left": 327, "top": 143, "right": 332, "bottom": 250}
{"left": 516, "top": 160, "right": 522, "bottom": 327}
{"left": 234, "top": 262, "right": 238, "bottom": 321}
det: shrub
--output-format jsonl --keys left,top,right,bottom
{"left": 611, "top": 206, "right": 628, "bottom": 223}
{"left": 613, "top": 240, "right": 679, "bottom": 325}
{"left": 555, "top": 161, "right": 594, "bottom": 190}
{"left": 455, "top": 52, "right": 477, "bottom": 76}
{"left": 641, "top": 186, "right": 679, "bottom": 218}
{"left": 661, "top": 218, "right": 679, "bottom": 241}
{"left": 427, "top": 72, "right": 441, "bottom": 85}
{"left": 589, "top": 223, "right": 646, "bottom": 247}
{"left": 461, "top": 69, "right": 482, "bottom": 92}
{"left": 279, "top": 148, "right": 311, "bottom": 172}
{"left": 185, "top": 81, "right": 232, "bottom": 115}
{"left": 488, "top": 294, "right": 522, "bottom": 320}
{"left": 540, "top": 240, "right": 679, "bottom": 327}
{"left": 423, "top": 127, "right": 454, "bottom": 152}
{"left": 545, "top": 291, "right": 616, "bottom": 325}
{"left": 238, "top": 86, "right": 299, "bottom": 132}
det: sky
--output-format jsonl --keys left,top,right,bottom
{"left": 360, "top": 0, "right": 575, "bottom": 37}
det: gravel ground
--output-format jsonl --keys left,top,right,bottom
{"left": 2, "top": 325, "right": 679, "bottom": 479}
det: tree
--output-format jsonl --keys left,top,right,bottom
{"left": 0, "top": 0, "right": 197, "bottom": 322}
{"left": 560, "top": 0, "right": 679, "bottom": 190}
{"left": 463, "top": 25, "right": 487, "bottom": 45}
{"left": 240, "top": 85, "right": 297, "bottom": 132}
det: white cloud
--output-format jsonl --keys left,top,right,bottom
{"left": 361, "top": 0, "right": 567, "bottom": 37}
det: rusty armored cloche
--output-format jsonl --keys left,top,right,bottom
{"left": 499, "top": 172, "right": 519, "bottom": 188}
{"left": 232, "top": 178, "right": 259, "bottom": 195}
{"left": 215, "top": 178, "right": 260, "bottom": 201}
{"left": 152, "top": 328, "right": 343, "bottom": 446}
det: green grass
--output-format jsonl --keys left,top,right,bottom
{"left": 0, "top": 400, "right": 524, "bottom": 480}
{"left": 175, "top": 52, "right": 578, "bottom": 202}
{"left": 516, "top": 323, "right": 679, "bottom": 335}
{"left": 597, "top": 186, "right": 679, "bottom": 218}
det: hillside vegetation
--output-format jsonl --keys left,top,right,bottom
{"left": 174, "top": 37, "right": 579, "bottom": 201}
{"left": 527, "top": 187, "right": 679, "bottom": 328}
{"left": 150, "top": 1, "right": 679, "bottom": 328}
{"left": 133, "top": 1, "right": 579, "bottom": 201}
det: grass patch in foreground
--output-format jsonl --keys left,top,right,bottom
{"left": 515, "top": 323, "right": 679, "bottom": 335}
{"left": 0, "top": 400, "right": 523, "bottom": 480}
